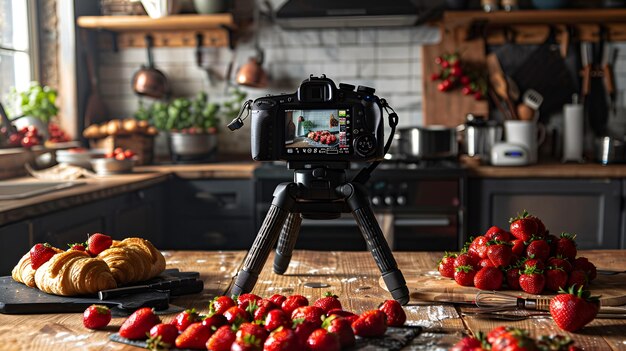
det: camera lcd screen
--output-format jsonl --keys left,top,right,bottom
{"left": 284, "top": 109, "right": 351, "bottom": 156}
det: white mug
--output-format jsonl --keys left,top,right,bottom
{"left": 504, "top": 120, "right": 545, "bottom": 164}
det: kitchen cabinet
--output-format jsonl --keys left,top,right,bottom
{"left": 468, "top": 178, "right": 622, "bottom": 249}
{"left": 0, "top": 221, "right": 31, "bottom": 275}
{"left": 164, "top": 178, "right": 255, "bottom": 250}
{"left": 112, "top": 185, "right": 165, "bottom": 246}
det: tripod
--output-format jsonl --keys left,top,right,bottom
{"left": 229, "top": 162, "right": 410, "bottom": 305}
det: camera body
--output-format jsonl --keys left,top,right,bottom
{"left": 250, "top": 75, "right": 384, "bottom": 162}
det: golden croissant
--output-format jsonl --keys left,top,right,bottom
{"left": 12, "top": 237, "right": 166, "bottom": 296}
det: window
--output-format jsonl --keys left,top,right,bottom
{"left": 0, "top": 0, "right": 38, "bottom": 102}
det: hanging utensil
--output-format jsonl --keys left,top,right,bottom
{"left": 195, "top": 33, "right": 220, "bottom": 87}
{"left": 82, "top": 29, "right": 109, "bottom": 127}
{"left": 235, "top": 44, "right": 268, "bottom": 88}
{"left": 131, "top": 35, "right": 171, "bottom": 99}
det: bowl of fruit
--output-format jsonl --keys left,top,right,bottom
{"left": 90, "top": 148, "right": 136, "bottom": 175}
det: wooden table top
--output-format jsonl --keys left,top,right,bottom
{"left": 0, "top": 250, "right": 625, "bottom": 351}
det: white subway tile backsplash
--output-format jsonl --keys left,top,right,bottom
{"left": 265, "top": 47, "right": 306, "bottom": 63}
{"left": 303, "top": 47, "right": 339, "bottom": 62}
{"left": 339, "top": 45, "right": 376, "bottom": 61}
{"left": 376, "top": 29, "right": 412, "bottom": 44}
{"left": 376, "top": 45, "right": 411, "bottom": 61}
{"left": 337, "top": 29, "right": 358, "bottom": 45}
{"left": 411, "top": 26, "right": 441, "bottom": 44}
{"left": 374, "top": 78, "right": 411, "bottom": 94}
{"left": 357, "top": 61, "right": 376, "bottom": 78}
{"left": 358, "top": 29, "right": 377, "bottom": 45}
{"left": 376, "top": 62, "right": 412, "bottom": 78}
{"left": 321, "top": 63, "right": 358, "bottom": 78}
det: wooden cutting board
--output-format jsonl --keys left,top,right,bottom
{"left": 379, "top": 270, "right": 626, "bottom": 306}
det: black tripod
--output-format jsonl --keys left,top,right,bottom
{"left": 229, "top": 162, "right": 410, "bottom": 305}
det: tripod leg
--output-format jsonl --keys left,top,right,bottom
{"left": 344, "top": 183, "right": 410, "bottom": 305}
{"left": 274, "top": 213, "right": 302, "bottom": 274}
{"left": 230, "top": 184, "right": 296, "bottom": 296}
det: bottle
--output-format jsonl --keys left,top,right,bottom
{"left": 481, "top": 0, "right": 499, "bottom": 12}
{"left": 501, "top": 0, "right": 518, "bottom": 11}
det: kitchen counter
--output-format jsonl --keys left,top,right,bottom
{"left": 466, "top": 162, "right": 626, "bottom": 178}
{"left": 0, "top": 250, "right": 624, "bottom": 350}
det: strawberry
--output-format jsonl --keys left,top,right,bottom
{"left": 509, "top": 210, "right": 538, "bottom": 242}
{"left": 450, "top": 335, "right": 483, "bottom": 351}
{"left": 263, "top": 327, "right": 300, "bottom": 351}
{"left": 573, "top": 257, "right": 597, "bottom": 281}
{"left": 510, "top": 239, "right": 526, "bottom": 259}
{"left": 264, "top": 309, "right": 291, "bottom": 332}
{"left": 252, "top": 298, "right": 278, "bottom": 321}
{"left": 173, "top": 308, "right": 200, "bottom": 332}
{"left": 529, "top": 214, "right": 546, "bottom": 238}
{"left": 454, "top": 253, "right": 478, "bottom": 270}
{"left": 268, "top": 294, "right": 287, "bottom": 307}
{"left": 536, "top": 334, "right": 579, "bottom": 351}
{"left": 223, "top": 306, "right": 249, "bottom": 326}
{"left": 202, "top": 314, "right": 227, "bottom": 330}
{"left": 468, "top": 236, "right": 489, "bottom": 259}
{"left": 454, "top": 265, "right": 476, "bottom": 287}
{"left": 545, "top": 233, "right": 560, "bottom": 256}
{"left": 235, "top": 322, "right": 268, "bottom": 350}
{"left": 281, "top": 294, "right": 308, "bottom": 315}
{"left": 327, "top": 308, "right": 358, "bottom": 321}
{"left": 293, "top": 320, "right": 318, "bottom": 347}
{"left": 291, "top": 306, "right": 325, "bottom": 328}
{"left": 237, "top": 293, "right": 262, "bottom": 310}
{"left": 175, "top": 322, "right": 212, "bottom": 349}
{"left": 547, "top": 256, "right": 573, "bottom": 273}
{"left": 484, "top": 226, "right": 510, "bottom": 242}
{"left": 206, "top": 325, "right": 236, "bottom": 351}
{"left": 487, "top": 240, "right": 513, "bottom": 268}
{"left": 519, "top": 266, "right": 545, "bottom": 295}
{"left": 545, "top": 267, "right": 569, "bottom": 292}
{"left": 351, "top": 310, "right": 387, "bottom": 338}
{"left": 378, "top": 299, "right": 406, "bottom": 327}
{"left": 322, "top": 315, "right": 355, "bottom": 348}
{"left": 555, "top": 233, "right": 577, "bottom": 261}
{"left": 29, "top": 243, "right": 57, "bottom": 269}
{"left": 119, "top": 307, "right": 161, "bottom": 340}
{"left": 438, "top": 252, "right": 457, "bottom": 278}
{"left": 210, "top": 295, "right": 236, "bottom": 316}
{"left": 474, "top": 266, "right": 503, "bottom": 290}
{"left": 523, "top": 257, "right": 545, "bottom": 271}
{"left": 505, "top": 265, "right": 522, "bottom": 290}
{"left": 567, "top": 270, "right": 589, "bottom": 289}
{"left": 68, "top": 242, "right": 86, "bottom": 251}
{"left": 525, "top": 239, "right": 550, "bottom": 262}
{"left": 147, "top": 323, "right": 178, "bottom": 350}
{"left": 478, "top": 258, "right": 495, "bottom": 268}
{"left": 82, "top": 305, "right": 111, "bottom": 330}
{"left": 487, "top": 326, "right": 509, "bottom": 344}
{"left": 87, "top": 233, "right": 112, "bottom": 256}
{"left": 306, "top": 328, "right": 340, "bottom": 351}
{"left": 491, "top": 327, "right": 537, "bottom": 351}
{"left": 549, "top": 285, "right": 600, "bottom": 332}
{"left": 313, "top": 292, "right": 342, "bottom": 313}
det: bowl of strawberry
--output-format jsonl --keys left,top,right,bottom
{"left": 438, "top": 210, "right": 598, "bottom": 295}
{"left": 90, "top": 148, "right": 136, "bottom": 175}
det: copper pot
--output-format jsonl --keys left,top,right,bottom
{"left": 235, "top": 46, "right": 268, "bottom": 88}
{"left": 132, "top": 35, "right": 171, "bottom": 99}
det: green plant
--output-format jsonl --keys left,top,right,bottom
{"left": 9, "top": 82, "right": 59, "bottom": 123}
{"left": 301, "top": 120, "right": 315, "bottom": 132}
{"left": 220, "top": 87, "right": 247, "bottom": 122}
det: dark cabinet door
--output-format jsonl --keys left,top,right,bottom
{"left": 469, "top": 178, "right": 621, "bottom": 249}
{"left": 0, "top": 221, "right": 31, "bottom": 275}
{"left": 113, "top": 186, "right": 165, "bottom": 246}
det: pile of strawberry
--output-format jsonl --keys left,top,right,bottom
{"left": 306, "top": 130, "right": 337, "bottom": 145}
{"left": 451, "top": 326, "right": 583, "bottom": 351}
{"left": 438, "top": 211, "right": 598, "bottom": 295}
{"left": 83, "top": 292, "right": 407, "bottom": 350}
{"left": 29, "top": 233, "right": 113, "bottom": 269}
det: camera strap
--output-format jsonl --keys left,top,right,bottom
{"left": 227, "top": 99, "right": 254, "bottom": 131}
{"left": 352, "top": 98, "right": 399, "bottom": 185}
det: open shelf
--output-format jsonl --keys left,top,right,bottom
{"left": 444, "top": 8, "right": 626, "bottom": 26}
{"left": 77, "top": 14, "right": 236, "bottom": 31}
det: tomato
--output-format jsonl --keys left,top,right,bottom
{"left": 115, "top": 152, "right": 126, "bottom": 160}
{"left": 113, "top": 147, "right": 124, "bottom": 155}
{"left": 123, "top": 150, "right": 135, "bottom": 158}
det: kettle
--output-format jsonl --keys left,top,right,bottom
{"left": 458, "top": 114, "right": 503, "bottom": 163}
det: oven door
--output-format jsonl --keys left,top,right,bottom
{"left": 390, "top": 213, "right": 459, "bottom": 251}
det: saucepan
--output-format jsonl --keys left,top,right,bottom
{"left": 396, "top": 126, "right": 458, "bottom": 160}
{"left": 131, "top": 35, "right": 171, "bottom": 99}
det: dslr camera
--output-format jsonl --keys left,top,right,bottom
{"left": 249, "top": 75, "right": 384, "bottom": 162}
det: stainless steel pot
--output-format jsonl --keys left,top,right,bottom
{"left": 169, "top": 132, "right": 217, "bottom": 160}
{"left": 396, "top": 126, "right": 458, "bottom": 160}
{"left": 595, "top": 136, "right": 626, "bottom": 165}
{"left": 458, "top": 114, "right": 503, "bottom": 162}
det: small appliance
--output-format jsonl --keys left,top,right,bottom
{"left": 491, "top": 143, "right": 529, "bottom": 166}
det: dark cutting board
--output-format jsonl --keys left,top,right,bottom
{"left": 0, "top": 269, "right": 203, "bottom": 314}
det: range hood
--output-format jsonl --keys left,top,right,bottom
{"left": 275, "top": 0, "right": 439, "bottom": 29}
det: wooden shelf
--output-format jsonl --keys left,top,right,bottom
{"left": 444, "top": 9, "right": 626, "bottom": 26}
{"left": 77, "top": 14, "right": 236, "bottom": 31}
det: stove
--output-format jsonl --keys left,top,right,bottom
{"left": 253, "top": 160, "right": 467, "bottom": 251}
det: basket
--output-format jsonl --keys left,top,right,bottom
{"left": 89, "top": 134, "right": 154, "bottom": 165}
{"left": 100, "top": 0, "right": 146, "bottom": 15}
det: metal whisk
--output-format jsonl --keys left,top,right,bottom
{"left": 475, "top": 291, "right": 551, "bottom": 312}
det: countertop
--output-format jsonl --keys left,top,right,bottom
{"left": 0, "top": 250, "right": 624, "bottom": 350}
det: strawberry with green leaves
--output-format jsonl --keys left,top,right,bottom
{"left": 223, "top": 305, "right": 250, "bottom": 326}
{"left": 293, "top": 320, "right": 318, "bottom": 347}
{"left": 545, "top": 266, "right": 569, "bottom": 292}
{"left": 487, "top": 240, "right": 513, "bottom": 268}
{"left": 67, "top": 242, "right": 86, "bottom": 251}
{"left": 454, "top": 265, "right": 476, "bottom": 287}
{"left": 510, "top": 239, "right": 526, "bottom": 259}
{"left": 306, "top": 328, "right": 340, "bottom": 351}
{"left": 268, "top": 294, "right": 287, "bottom": 307}
{"left": 291, "top": 306, "right": 325, "bottom": 328}
{"left": 378, "top": 299, "right": 406, "bottom": 327}
{"left": 82, "top": 305, "right": 111, "bottom": 330}
{"left": 555, "top": 233, "right": 577, "bottom": 261}
{"left": 547, "top": 256, "right": 572, "bottom": 273}
{"left": 206, "top": 325, "right": 237, "bottom": 351}
{"left": 119, "top": 307, "right": 161, "bottom": 340}
{"left": 323, "top": 315, "right": 355, "bottom": 348}
{"left": 490, "top": 327, "right": 538, "bottom": 351}
{"left": 438, "top": 252, "right": 457, "bottom": 278}
{"left": 281, "top": 294, "right": 308, "bottom": 315}
{"left": 210, "top": 295, "right": 236, "bottom": 316}
{"left": 175, "top": 322, "right": 213, "bottom": 349}
{"left": 509, "top": 210, "right": 538, "bottom": 242}
{"left": 263, "top": 327, "right": 300, "bottom": 351}
{"left": 525, "top": 238, "right": 550, "bottom": 262}
{"left": 573, "top": 257, "right": 597, "bottom": 281}
{"left": 237, "top": 293, "right": 262, "bottom": 310}
{"left": 549, "top": 285, "right": 600, "bottom": 332}
{"left": 474, "top": 266, "right": 503, "bottom": 290}
{"left": 264, "top": 308, "right": 291, "bottom": 332}
{"left": 454, "top": 252, "right": 478, "bottom": 271}
{"left": 484, "top": 226, "right": 510, "bottom": 242}
{"left": 202, "top": 313, "right": 227, "bottom": 330}
{"left": 505, "top": 264, "right": 522, "bottom": 290}
{"left": 313, "top": 292, "right": 342, "bottom": 313}
{"left": 29, "top": 243, "right": 57, "bottom": 269}
{"left": 469, "top": 235, "right": 489, "bottom": 259}
{"left": 519, "top": 266, "right": 545, "bottom": 295}
{"left": 234, "top": 322, "right": 268, "bottom": 350}
{"left": 147, "top": 323, "right": 178, "bottom": 350}
{"left": 87, "top": 233, "right": 112, "bottom": 256}
{"left": 252, "top": 298, "right": 279, "bottom": 321}
{"left": 173, "top": 308, "right": 201, "bottom": 332}
{"left": 351, "top": 309, "right": 387, "bottom": 337}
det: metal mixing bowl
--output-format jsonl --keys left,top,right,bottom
{"left": 90, "top": 158, "right": 134, "bottom": 175}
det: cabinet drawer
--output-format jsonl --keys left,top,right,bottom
{"left": 164, "top": 218, "right": 255, "bottom": 250}
{"left": 0, "top": 222, "right": 31, "bottom": 275}
{"left": 169, "top": 180, "right": 254, "bottom": 218}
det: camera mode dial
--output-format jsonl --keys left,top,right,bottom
{"left": 354, "top": 134, "right": 376, "bottom": 157}
{"left": 339, "top": 83, "right": 355, "bottom": 91}
{"left": 357, "top": 85, "right": 375, "bottom": 95}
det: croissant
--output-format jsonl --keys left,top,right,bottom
{"left": 34, "top": 250, "right": 117, "bottom": 296}
{"left": 98, "top": 238, "right": 166, "bottom": 285}
{"left": 12, "top": 246, "right": 64, "bottom": 288}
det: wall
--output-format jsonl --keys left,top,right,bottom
{"left": 97, "top": 18, "right": 440, "bottom": 153}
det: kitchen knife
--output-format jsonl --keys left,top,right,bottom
{"left": 99, "top": 270, "right": 204, "bottom": 300}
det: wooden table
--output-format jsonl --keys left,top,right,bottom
{"left": 0, "top": 250, "right": 624, "bottom": 350}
